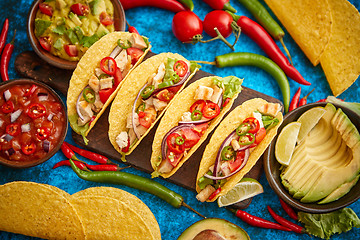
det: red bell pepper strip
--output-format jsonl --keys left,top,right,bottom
{"left": 0, "top": 18, "right": 9, "bottom": 55}
{"left": 1, "top": 30, "right": 15, "bottom": 81}
{"left": 65, "top": 142, "right": 116, "bottom": 165}
{"left": 279, "top": 198, "right": 298, "bottom": 221}
{"left": 119, "top": 0, "right": 187, "bottom": 12}
{"left": 236, "top": 16, "right": 310, "bottom": 86}
{"left": 267, "top": 206, "right": 305, "bottom": 234}
{"left": 289, "top": 87, "right": 301, "bottom": 112}
{"left": 202, "top": 0, "right": 236, "bottom": 13}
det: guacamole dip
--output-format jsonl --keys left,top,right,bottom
{"left": 34, "top": 0, "right": 115, "bottom": 61}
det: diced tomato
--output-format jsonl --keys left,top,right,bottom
{"left": 228, "top": 150, "right": 245, "bottom": 172}
{"left": 39, "top": 37, "right": 51, "bottom": 52}
{"left": 243, "top": 117, "right": 260, "bottom": 134}
{"left": 173, "top": 60, "right": 188, "bottom": 77}
{"left": 166, "top": 150, "right": 184, "bottom": 168}
{"left": 113, "top": 67, "right": 123, "bottom": 87}
{"left": 166, "top": 133, "right": 185, "bottom": 154}
{"left": 192, "top": 122, "right": 209, "bottom": 135}
{"left": 255, "top": 127, "right": 266, "bottom": 145}
{"left": 70, "top": 3, "right": 89, "bottom": 16}
{"left": 202, "top": 102, "right": 220, "bottom": 119}
{"left": 6, "top": 123, "right": 21, "bottom": 136}
{"left": 208, "top": 187, "right": 221, "bottom": 201}
{"left": 1, "top": 101, "right": 14, "bottom": 113}
{"left": 190, "top": 100, "right": 206, "bottom": 113}
{"left": 156, "top": 89, "right": 175, "bottom": 102}
{"left": 167, "top": 85, "right": 182, "bottom": 93}
{"left": 181, "top": 128, "right": 201, "bottom": 149}
{"left": 39, "top": 3, "right": 53, "bottom": 16}
{"left": 138, "top": 111, "right": 145, "bottom": 118}
{"left": 127, "top": 47, "right": 144, "bottom": 65}
{"left": 99, "top": 88, "right": 115, "bottom": 104}
{"left": 99, "top": 12, "right": 114, "bottom": 26}
{"left": 222, "top": 97, "right": 231, "bottom": 108}
{"left": 64, "top": 45, "right": 78, "bottom": 57}
{"left": 139, "top": 111, "right": 155, "bottom": 129}
{"left": 21, "top": 143, "right": 36, "bottom": 155}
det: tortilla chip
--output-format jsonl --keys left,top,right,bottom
{"left": 70, "top": 195, "right": 155, "bottom": 240}
{"left": 67, "top": 31, "right": 151, "bottom": 138}
{"left": 319, "top": 0, "right": 360, "bottom": 96}
{"left": 71, "top": 187, "right": 161, "bottom": 240}
{"left": 151, "top": 76, "right": 240, "bottom": 178}
{"left": 108, "top": 52, "right": 198, "bottom": 156}
{"left": 264, "top": 0, "right": 332, "bottom": 66}
{"left": 0, "top": 181, "right": 86, "bottom": 239}
{"left": 196, "top": 98, "right": 283, "bottom": 201}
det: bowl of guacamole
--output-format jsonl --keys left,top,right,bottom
{"left": 27, "top": 0, "right": 125, "bottom": 69}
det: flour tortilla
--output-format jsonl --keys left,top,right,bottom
{"left": 67, "top": 31, "right": 151, "bottom": 139}
{"left": 108, "top": 52, "right": 199, "bottom": 156}
{"left": 196, "top": 98, "right": 283, "bottom": 201}
{"left": 151, "top": 76, "right": 241, "bottom": 178}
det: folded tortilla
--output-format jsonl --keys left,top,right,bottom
{"left": 196, "top": 98, "right": 283, "bottom": 201}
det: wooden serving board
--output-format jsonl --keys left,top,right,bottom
{"left": 15, "top": 51, "right": 282, "bottom": 209}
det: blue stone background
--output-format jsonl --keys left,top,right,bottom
{"left": 0, "top": 0, "right": 359, "bottom": 239}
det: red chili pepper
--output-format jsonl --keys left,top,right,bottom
{"left": 1, "top": 101, "right": 14, "bottom": 113}
{"left": 61, "top": 142, "right": 77, "bottom": 160}
{"left": 100, "top": 57, "right": 117, "bottom": 75}
{"left": 1, "top": 30, "right": 16, "bottom": 81}
{"left": 65, "top": 142, "right": 116, "bottom": 165}
{"left": 202, "top": 0, "right": 237, "bottom": 12}
{"left": 267, "top": 206, "right": 305, "bottom": 234}
{"left": 316, "top": 98, "right": 327, "bottom": 102}
{"left": 53, "top": 160, "right": 88, "bottom": 171}
{"left": 298, "top": 88, "right": 315, "bottom": 107}
{"left": 279, "top": 198, "right": 298, "bottom": 221}
{"left": 236, "top": 16, "right": 310, "bottom": 86}
{"left": 289, "top": 87, "right": 301, "bottom": 112}
{"left": 86, "top": 164, "right": 129, "bottom": 171}
{"left": 0, "top": 18, "right": 9, "bottom": 55}
{"left": 231, "top": 209, "right": 292, "bottom": 231}
{"left": 120, "top": 0, "right": 187, "bottom": 12}
{"left": 26, "top": 103, "right": 46, "bottom": 119}
{"left": 126, "top": 20, "right": 139, "bottom": 34}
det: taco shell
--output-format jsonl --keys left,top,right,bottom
{"left": 196, "top": 98, "right": 283, "bottom": 201}
{"left": 108, "top": 52, "right": 198, "bottom": 156}
{"left": 151, "top": 76, "right": 241, "bottom": 178}
{"left": 67, "top": 31, "right": 151, "bottom": 140}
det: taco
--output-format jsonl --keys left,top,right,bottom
{"left": 67, "top": 31, "right": 151, "bottom": 144}
{"left": 151, "top": 76, "right": 243, "bottom": 178}
{"left": 108, "top": 52, "right": 200, "bottom": 157}
{"left": 195, "top": 98, "right": 283, "bottom": 202}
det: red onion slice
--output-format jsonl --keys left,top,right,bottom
{"left": 109, "top": 46, "right": 122, "bottom": 59}
{"left": 6, "top": 148, "right": 15, "bottom": 156}
{"left": 43, "top": 140, "right": 51, "bottom": 152}
{"left": 37, "top": 92, "right": 48, "bottom": 101}
{"left": 76, "top": 85, "right": 89, "bottom": 121}
{"left": 0, "top": 119, "right": 3, "bottom": 128}
{"left": 11, "top": 110, "right": 22, "bottom": 123}
{"left": 132, "top": 83, "right": 148, "bottom": 140}
{"left": 1, "top": 134, "right": 13, "bottom": 142}
{"left": 21, "top": 123, "right": 31, "bottom": 133}
{"left": 217, "top": 93, "right": 223, "bottom": 108}
{"left": 3, "top": 90, "right": 11, "bottom": 101}
{"left": 178, "top": 119, "right": 211, "bottom": 125}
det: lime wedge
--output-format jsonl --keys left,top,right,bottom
{"left": 275, "top": 122, "right": 301, "bottom": 166}
{"left": 217, "top": 178, "right": 263, "bottom": 207}
{"left": 297, "top": 107, "right": 326, "bottom": 144}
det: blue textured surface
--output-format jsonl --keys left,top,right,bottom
{"left": 0, "top": 0, "right": 359, "bottom": 239}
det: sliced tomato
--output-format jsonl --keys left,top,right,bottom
{"left": 166, "top": 150, "right": 184, "bottom": 168}
{"left": 190, "top": 100, "right": 206, "bottom": 113}
{"left": 166, "top": 133, "right": 185, "bottom": 154}
{"left": 70, "top": 3, "right": 89, "bottom": 16}
{"left": 64, "top": 45, "right": 78, "bottom": 57}
{"left": 39, "top": 3, "right": 53, "bottom": 16}
{"left": 181, "top": 128, "right": 201, "bottom": 149}
{"left": 21, "top": 143, "right": 36, "bottom": 155}
{"left": 203, "top": 102, "right": 220, "bottom": 119}
{"left": 36, "top": 127, "right": 51, "bottom": 140}
{"left": 156, "top": 89, "right": 175, "bottom": 102}
{"left": 167, "top": 85, "right": 182, "bottom": 93}
{"left": 222, "top": 97, "right": 231, "bottom": 108}
{"left": 100, "top": 12, "right": 114, "bottom": 26}
{"left": 139, "top": 111, "right": 155, "bottom": 129}
{"left": 39, "top": 37, "right": 51, "bottom": 52}
{"left": 1, "top": 101, "right": 14, "bottom": 113}
{"left": 208, "top": 187, "right": 221, "bottom": 201}
{"left": 243, "top": 117, "right": 260, "bottom": 134}
{"left": 228, "top": 150, "right": 245, "bottom": 172}
{"left": 173, "top": 60, "right": 188, "bottom": 77}
{"left": 6, "top": 123, "right": 21, "bottom": 136}
{"left": 99, "top": 88, "right": 114, "bottom": 104}
{"left": 113, "top": 67, "right": 123, "bottom": 87}
{"left": 192, "top": 122, "right": 209, "bottom": 135}
{"left": 255, "top": 127, "right": 266, "bottom": 145}
{"left": 138, "top": 111, "right": 145, "bottom": 118}
{"left": 127, "top": 47, "right": 144, "bottom": 65}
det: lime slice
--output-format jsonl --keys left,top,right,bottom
{"left": 217, "top": 178, "right": 263, "bottom": 207}
{"left": 275, "top": 122, "right": 301, "bottom": 166}
{"left": 297, "top": 107, "right": 326, "bottom": 144}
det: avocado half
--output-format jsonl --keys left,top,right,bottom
{"left": 177, "top": 218, "right": 250, "bottom": 240}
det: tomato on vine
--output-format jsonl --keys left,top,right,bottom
{"left": 203, "top": 10, "right": 234, "bottom": 38}
{"left": 172, "top": 11, "right": 203, "bottom": 43}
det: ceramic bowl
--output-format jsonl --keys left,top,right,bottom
{"left": 264, "top": 102, "right": 360, "bottom": 213}
{"left": 27, "top": 0, "right": 126, "bottom": 69}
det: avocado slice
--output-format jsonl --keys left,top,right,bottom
{"left": 96, "top": 24, "right": 109, "bottom": 38}
{"left": 89, "top": 0, "right": 106, "bottom": 16}
{"left": 319, "top": 175, "right": 360, "bottom": 204}
{"left": 178, "top": 218, "right": 250, "bottom": 240}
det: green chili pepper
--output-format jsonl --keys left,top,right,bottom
{"left": 191, "top": 110, "right": 202, "bottom": 121}
{"left": 238, "top": 133, "right": 255, "bottom": 146}
{"left": 215, "top": 52, "right": 290, "bottom": 112}
{"left": 236, "top": 122, "right": 251, "bottom": 136}
{"left": 221, "top": 146, "right": 235, "bottom": 161}
{"left": 68, "top": 159, "right": 205, "bottom": 218}
{"left": 141, "top": 85, "right": 155, "bottom": 99}
{"left": 98, "top": 73, "right": 111, "bottom": 79}
{"left": 136, "top": 102, "right": 146, "bottom": 113}
{"left": 158, "top": 81, "right": 174, "bottom": 89}
{"left": 175, "top": 136, "right": 185, "bottom": 145}
{"left": 117, "top": 39, "right": 132, "bottom": 49}
{"left": 83, "top": 88, "right": 95, "bottom": 103}
{"left": 177, "top": 0, "right": 194, "bottom": 11}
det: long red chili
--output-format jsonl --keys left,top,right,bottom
{"left": 126, "top": 20, "right": 139, "bottom": 34}
{"left": 53, "top": 160, "right": 88, "bottom": 171}
{"left": 289, "top": 87, "right": 301, "bottom": 112}
{"left": 60, "top": 142, "right": 77, "bottom": 160}
{"left": 65, "top": 142, "right": 116, "bottom": 165}
{"left": 236, "top": 16, "right": 310, "bottom": 86}
{"left": 202, "top": 0, "right": 236, "bottom": 12}
{"left": 120, "top": 0, "right": 187, "bottom": 12}
{"left": 279, "top": 198, "right": 298, "bottom": 221}
{"left": 267, "top": 206, "right": 305, "bottom": 234}
{"left": 232, "top": 209, "right": 292, "bottom": 231}
{"left": 1, "top": 29, "right": 15, "bottom": 82}
{"left": 87, "top": 164, "right": 130, "bottom": 171}
{"left": 298, "top": 88, "right": 315, "bottom": 107}
{"left": 0, "top": 18, "right": 9, "bottom": 54}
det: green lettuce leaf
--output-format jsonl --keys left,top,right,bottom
{"left": 298, "top": 208, "right": 360, "bottom": 239}
{"left": 163, "top": 58, "right": 179, "bottom": 84}
{"left": 80, "top": 34, "right": 99, "bottom": 48}
{"left": 213, "top": 76, "right": 243, "bottom": 100}
{"left": 262, "top": 114, "right": 279, "bottom": 130}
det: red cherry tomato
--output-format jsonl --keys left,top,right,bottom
{"left": 203, "top": 10, "right": 233, "bottom": 38}
{"left": 39, "top": 3, "right": 53, "bottom": 16}
{"left": 21, "top": 143, "right": 36, "bottom": 155}
{"left": 167, "top": 85, "right": 182, "bottom": 93}
{"left": 172, "top": 11, "right": 203, "bottom": 43}
{"left": 36, "top": 127, "right": 51, "bottom": 140}
{"left": 166, "top": 150, "right": 184, "bottom": 168}
{"left": 70, "top": 3, "right": 89, "bottom": 16}
{"left": 255, "top": 127, "right": 266, "bottom": 145}
{"left": 6, "top": 123, "right": 21, "bottom": 136}
{"left": 192, "top": 122, "right": 209, "bottom": 135}
{"left": 64, "top": 45, "right": 78, "bottom": 57}
{"left": 1, "top": 101, "right": 14, "bottom": 113}
{"left": 39, "top": 37, "right": 51, "bottom": 52}
{"left": 166, "top": 133, "right": 185, "bottom": 154}
{"left": 26, "top": 103, "right": 46, "bottom": 119}
{"left": 173, "top": 60, "right": 188, "bottom": 77}
{"left": 181, "top": 128, "right": 200, "bottom": 149}
{"left": 229, "top": 150, "right": 245, "bottom": 172}
{"left": 113, "top": 67, "right": 123, "bottom": 87}
{"left": 99, "top": 88, "right": 114, "bottom": 104}
{"left": 202, "top": 102, "right": 220, "bottom": 119}
{"left": 243, "top": 117, "right": 260, "bottom": 134}
{"left": 99, "top": 12, "right": 114, "bottom": 26}
{"left": 126, "top": 47, "right": 144, "bottom": 65}
{"left": 139, "top": 111, "right": 155, "bottom": 129}
{"left": 156, "top": 89, "right": 175, "bottom": 102}
{"left": 190, "top": 100, "right": 206, "bottom": 113}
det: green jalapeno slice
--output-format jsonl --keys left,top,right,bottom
{"left": 191, "top": 110, "right": 202, "bottom": 121}
{"left": 238, "top": 132, "right": 255, "bottom": 146}
{"left": 158, "top": 81, "right": 174, "bottom": 89}
{"left": 141, "top": 85, "right": 155, "bottom": 99}
{"left": 117, "top": 39, "right": 132, "bottom": 49}
{"left": 136, "top": 102, "right": 146, "bottom": 113}
{"left": 83, "top": 88, "right": 95, "bottom": 103}
{"left": 175, "top": 136, "right": 185, "bottom": 145}
{"left": 98, "top": 73, "right": 111, "bottom": 79}
{"left": 236, "top": 122, "right": 251, "bottom": 136}
{"left": 221, "top": 146, "right": 235, "bottom": 161}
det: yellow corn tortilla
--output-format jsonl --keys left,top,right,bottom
{"left": 319, "top": 0, "right": 360, "bottom": 96}
{"left": 71, "top": 187, "right": 161, "bottom": 240}
{"left": 264, "top": 0, "right": 332, "bottom": 66}
{"left": 67, "top": 31, "right": 151, "bottom": 141}
{"left": 108, "top": 52, "right": 199, "bottom": 156}
{"left": 0, "top": 181, "right": 86, "bottom": 239}
{"left": 196, "top": 98, "right": 283, "bottom": 202}
{"left": 151, "top": 76, "right": 241, "bottom": 178}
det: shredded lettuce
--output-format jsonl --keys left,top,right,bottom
{"left": 213, "top": 76, "right": 243, "bottom": 100}
{"left": 80, "top": 34, "right": 99, "bottom": 48}
{"left": 190, "top": 61, "right": 201, "bottom": 72}
{"left": 163, "top": 58, "right": 180, "bottom": 83}
{"left": 298, "top": 208, "right": 360, "bottom": 239}
{"left": 262, "top": 115, "right": 279, "bottom": 130}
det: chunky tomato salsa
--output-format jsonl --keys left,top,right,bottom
{"left": 0, "top": 83, "right": 66, "bottom": 161}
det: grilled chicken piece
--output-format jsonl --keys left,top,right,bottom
{"left": 129, "top": 33, "right": 147, "bottom": 49}
{"left": 99, "top": 77, "right": 114, "bottom": 90}
{"left": 196, "top": 185, "right": 216, "bottom": 202}
{"left": 194, "top": 86, "right": 214, "bottom": 101}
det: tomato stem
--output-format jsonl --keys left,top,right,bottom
{"left": 199, "top": 27, "right": 235, "bottom": 51}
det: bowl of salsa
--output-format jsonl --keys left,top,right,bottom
{"left": 0, "top": 79, "right": 67, "bottom": 168}
{"left": 27, "top": 0, "right": 126, "bottom": 69}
